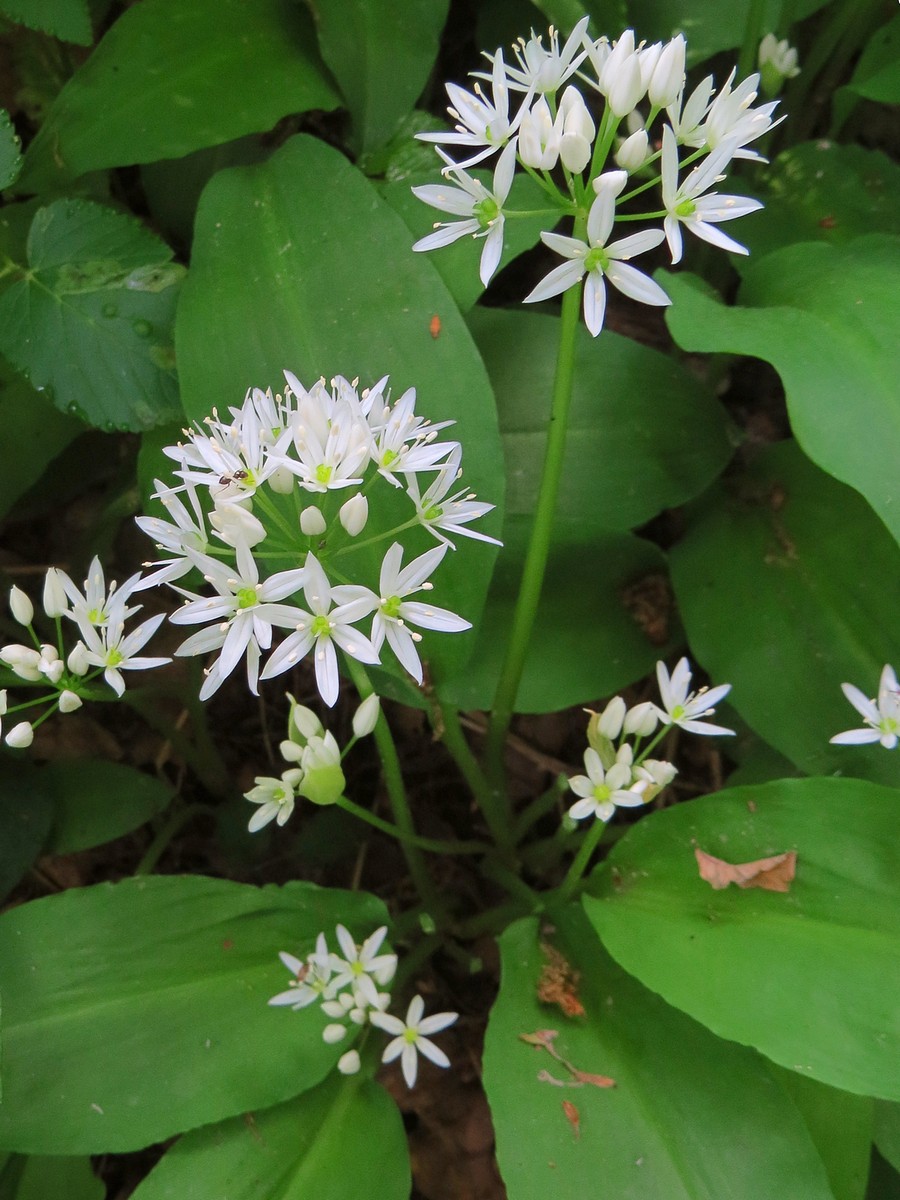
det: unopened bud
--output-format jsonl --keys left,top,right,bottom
{"left": 67, "top": 642, "right": 90, "bottom": 676}
{"left": 352, "top": 693, "right": 380, "bottom": 738}
{"left": 597, "top": 695, "right": 626, "bottom": 739}
{"left": 557, "top": 86, "right": 595, "bottom": 174}
{"left": 339, "top": 494, "right": 369, "bottom": 537}
{"left": 0, "top": 644, "right": 42, "bottom": 681}
{"left": 518, "top": 96, "right": 560, "bottom": 170}
{"left": 58, "top": 690, "right": 83, "bottom": 713}
{"left": 267, "top": 465, "right": 295, "bottom": 494}
{"left": 209, "top": 502, "right": 266, "bottom": 548}
{"left": 9, "top": 586, "right": 34, "bottom": 626}
{"left": 43, "top": 568, "right": 69, "bottom": 618}
{"left": 338, "top": 1049, "right": 361, "bottom": 1075}
{"left": 322, "top": 1023, "right": 347, "bottom": 1044}
{"left": 291, "top": 702, "right": 324, "bottom": 741}
{"left": 624, "top": 701, "right": 658, "bottom": 737}
{"left": 5, "top": 721, "right": 34, "bottom": 749}
{"left": 300, "top": 506, "right": 327, "bottom": 536}
{"left": 615, "top": 128, "right": 650, "bottom": 172}
{"left": 648, "top": 34, "right": 686, "bottom": 108}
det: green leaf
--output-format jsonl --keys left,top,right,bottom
{"left": 42, "top": 760, "right": 173, "bottom": 854}
{"left": 175, "top": 133, "right": 503, "bottom": 682}
{"left": 868, "top": 1150, "right": 900, "bottom": 1199}
{"left": 0, "top": 359, "right": 81, "bottom": 521}
{"left": 876, "top": 1102, "right": 900, "bottom": 1174}
{"left": 130, "top": 1074, "right": 409, "bottom": 1200}
{"left": 0, "top": 108, "right": 23, "bottom": 189}
{"left": 0, "top": 1155, "right": 102, "bottom": 1200}
{"left": 0, "top": 0, "right": 91, "bottom": 45}
{"left": 484, "top": 911, "right": 835, "bottom": 1200}
{"left": 664, "top": 237, "right": 900, "bottom": 546}
{"left": 0, "top": 199, "right": 183, "bottom": 431}
{"left": 16, "top": 0, "right": 340, "bottom": 193}
{"left": 844, "top": 13, "right": 900, "bottom": 104}
{"left": 585, "top": 776, "right": 900, "bottom": 1100}
{"left": 470, "top": 307, "right": 731, "bottom": 532}
{"left": 0, "top": 759, "right": 55, "bottom": 903}
{"left": 741, "top": 142, "right": 900, "bottom": 262}
{"left": 438, "top": 520, "right": 675, "bottom": 711}
{"left": 669, "top": 441, "right": 900, "bottom": 783}
{"left": 0, "top": 875, "right": 388, "bottom": 1152}
{"left": 310, "top": 0, "right": 448, "bottom": 155}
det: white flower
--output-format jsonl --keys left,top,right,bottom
{"left": 699, "top": 69, "right": 782, "bottom": 161}
{"left": 556, "top": 86, "right": 595, "bottom": 173}
{"left": 654, "top": 657, "right": 734, "bottom": 736}
{"left": 623, "top": 700, "right": 658, "bottom": 737}
{"left": 596, "top": 695, "right": 626, "bottom": 739}
{"left": 370, "top": 995, "right": 458, "bottom": 1089}
{"left": 615, "top": 128, "right": 650, "bottom": 173}
{"left": 592, "top": 29, "right": 646, "bottom": 117}
{"left": 518, "top": 96, "right": 561, "bottom": 170}
{"left": 648, "top": 35, "right": 686, "bottom": 108}
{"left": 9, "top": 586, "right": 34, "bottom": 626}
{"left": 352, "top": 693, "right": 381, "bottom": 738}
{"left": 288, "top": 392, "right": 371, "bottom": 494}
{"left": 489, "top": 18, "right": 589, "bottom": 94}
{"left": 269, "top": 937, "right": 335, "bottom": 1009}
{"left": 171, "top": 541, "right": 307, "bottom": 700}
{"left": 77, "top": 599, "right": 170, "bottom": 697}
{"left": 661, "top": 127, "right": 761, "bottom": 263}
{"left": 338, "top": 1050, "right": 361, "bottom": 1075}
{"left": 245, "top": 771, "right": 299, "bottom": 832}
{"left": 416, "top": 50, "right": 524, "bottom": 168}
{"left": 136, "top": 481, "right": 212, "bottom": 589}
{"left": 339, "top": 493, "right": 369, "bottom": 537}
{"left": 328, "top": 924, "right": 398, "bottom": 1008}
{"left": 5, "top": 720, "right": 34, "bottom": 749}
{"left": 42, "top": 568, "right": 70, "bottom": 618}
{"left": 524, "top": 171, "right": 669, "bottom": 337}
{"left": 259, "top": 553, "right": 379, "bottom": 707}
{"left": 758, "top": 34, "right": 800, "bottom": 96}
{"left": 407, "top": 448, "right": 500, "bottom": 549}
{"left": 58, "top": 689, "right": 82, "bottom": 713}
{"left": 366, "top": 386, "right": 457, "bottom": 485}
{"left": 62, "top": 557, "right": 141, "bottom": 636}
{"left": 831, "top": 664, "right": 900, "bottom": 750}
{"left": 412, "top": 140, "right": 518, "bottom": 286}
{"left": 568, "top": 744, "right": 647, "bottom": 822}
{"left": 371, "top": 543, "right": 471, "bottom": 684}
{"left": 300, "top": 506, "right": 327, "bottom": 536}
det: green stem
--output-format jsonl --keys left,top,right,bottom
{"left": 556, "top": 818, "right": 607, "bottom": 903}
{"left": 344, "top": 658, "right": 444, "bottom": 920}
{"left": 436, "top": 703, "right": 512, "bottom": 853}
{"left": 512, "top": 779, "right": 567, "bottom": 842}
{"left": 486, "top": 270, "right": 584, "bottom": 784}
{"left": 480, "top": 856, "right": 543, "bottom": 911}
{"left": 134, "top": 803, "right": 216, "bottom": 875}
{"left": 335, "top": 795, "right": 489, "bottom": 855}
{"left": 737, "top": 0, "right": 767, "bottom": 82}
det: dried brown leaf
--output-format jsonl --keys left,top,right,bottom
{"left": 695, "top": 847, "right": 797, "bottom": 892}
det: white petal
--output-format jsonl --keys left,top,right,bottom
{"left": 523, "top": 258, "right": 585, "bottom": 304}
{"left": 605, "top": 260, "right": 671, "bottom": 307}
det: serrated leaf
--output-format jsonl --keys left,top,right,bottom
{"left": 0, "top": 199, "right": 183, "bottom": 430}
{"left": 0, "top": 875, "right": 388, "bottom": 1152}
{"left": 130, "top": 1075, "right": 409, "bottom": 1200}
{"left": 485, "top": 912, "right": 835, "bottom": 1200}
{"left": 586, "top": 776, "right": 900, "bottom": 1100}
{"left": 0, "top": 108, "right": 23, "bottom": 189}
{"left": 16, "top": 0, "right": 340, "bottom": 192}
{"left": 0, "top": 0, "right": 90, "bottom": 45}
{"left": 665, "top": 236, "right": 900, "bottom": 546}
{"left": 669, "top": 441, "right": 900, "bottom": 783}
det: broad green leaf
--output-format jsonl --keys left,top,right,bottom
{"left": 0, "top": 200, "right": 183, "bottom": 431}
{"left": 470, "top": 307, "right": 731, "bottom": 531}
{"left": 0, "top": 1155, "right": 102, "bottom": 1200}
{"left": 665, "top": 237, "right": 900, "bottom": 546}
{"left": 868, "top": 1151, "right": 900, "bottom": 1199}
{"left": 176, "top": 133, "right": 503, "bottom": 683}
{"left": 0, "top": 108, "right": 22, "bottom": 189}
{"left": 42, "top": 760, "right": 173, "bottom": 854}
{"left": 772, "top": 1069, "right": 873, "bottom": 1200}
{"left": 16, "top": 0, "right": 340, "bottom": 193}
{"left": 843, "top": 13, "right": 900, "bottom": 104}
{"left": 0, "top": 875, "right": 388, "bottom": 1152}
{"left": 876, "top": 1102, "right": 900, "bottom": 1174}
{"left": 0, "top": 0, "right": 90, "bottom": 45}
{"left": 741, "top": 142, "right": 900, "bottom": 262}
{"left": 0, "top": 759, "right": 54, "bottom": 903}
{"left": 438, "top": 520, "right": 675, "bottom": 711}
{"left": 669, "top": 441, "right": 900, "bottom": 783}
{"left": 485, "top": 912, "right": 834, "bottom": 1200}
{"left": 0, "top": 360, "right": 82, "bottom": 520}
{"left": 586, "top": 777, "right": 900, "bottom": 1100}
{"left": 310, "top": 0, "right": 448, "bottom": 155}
{"left": 131, "top": 1074, "right": 409, "bottom": 1200}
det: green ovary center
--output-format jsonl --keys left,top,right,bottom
{"left": 403, "top": 1028, "right": 419, "bottom": 1045}
{"left": 474, "top": 197, "right": 500, "bottom": 229}
{"left": 106, "top": 648, "right": 124, "bottom": 668}
{"left": 671, "top": 704, "right": 686, "bottom": 721}
{"left": 382, "top": 596, "right": 402, "bottom": 620}
{"left": 312, "top": 615, "right": 331, "bottom": 638}
{"left": 593, "top": 783, "right": 611, "bottom": 802}
{"left": 315, "top": 464, "right": 333, "bottom": 485}
{"left": 584, "top": 246, "right": 609, "bottom": 273}
{"left": 382, "top": 448, "right": 399, "bottom": 467}
{"left": 675, "top": 199, "right": 696, "bottom": 218}
{"left": 87, "top": 606, "right": 107, "bottom": 625}
{"left": 236, "top": 586, "right": 258, "bottom": 610}
{"left": 423, "top": 503, "right": 443, "bottom": 521}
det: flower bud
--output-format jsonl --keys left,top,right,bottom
{"left": 648, "top": 35, "right": 686, "bottom": 108}
{"left": 339, "top": 494, "right": 369, "bottom": 537}
{"left": 67, "top": 642, "right": 90, "bottom": 676}
{"left": 6, "top": 721, "right": 34, "bottom": 748}
{"left": 9, "top": 586, "right": 34, "bottom": 626}
{"left": 279, "top": 738, "right": 304, "bottom": 762}
{"left": 39, "top": 645, "right": 64, "bottom": 685}
{"left": 338, "top": 1049, "right": 361, "bottom": 1075}
{"left": 608, "top": 52, "right": 645, "bottom": 118}
{"left": 624, "top": 701, "right": 658, "bottom": 737}
{"left": 615, "top": 128, "right": 649, "bottom": 172}
{"left": 300, "top": 506, "right": 327, "bottom": 536}
{"left": 298, "top": 733, "right": 345, "bottom": 806}
{"left": 352, "top": 694, "right": 380, "bottom": 738}
{"left": 591, "top": 169, "right": 629, "bottom": 200}
{"left": 291, "top": 702, "right": 324, "bottom": 741}
{"left": 557, "top": 86, "right": 595, "bottom": 174}
{"left": 0, "top": 644, "right": 42, "bottom": 681}
{"left": 0, "top": 689, "right": 7, "bottom": 715}
{"left": 58, "top": 689, "right": 83, "bottom": 714}
{"left": 597, "top": 695, "right": 626, "bottom": 739}
{"left": 518, "top": 97, "right": 560, "bottom": 170}
{"left": 758, "top": 33, "right": 800, "bottom": 97}
{"left": 209, "top": 502, "right": 266, "bottom": 548}
{"left": 267, "top": 465, "right": 295, "bottom": 494}
{"left": 323, "top": 1023, "right": 347, "bottom": 1044}
{"left": 43, "top": 568, "right": 69, "bottom": 618}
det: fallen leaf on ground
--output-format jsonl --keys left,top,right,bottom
{"left": 695, "top": 848, "right": 797, "bottom": 892}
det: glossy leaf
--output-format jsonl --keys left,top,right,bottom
{"left": 0, "top": 108, "right": 23, "bottom": 189}
{"left": 16, "top": 0, "right": 340, "bottom": 192}
{"left": 175, "top": 133, "right": 503, "bottom": 682}
{"left": 131, "top": 1075, "right": 409, "bottom": 1200}
{"left": 42, "top": 760, "right": 173, "bottom": 855}
{"left": 0, "top": 1155, "right": 103, "bottom": 1200}
{"left": 664, "top": 237, "right": 900, "bottom": 545}
{"left": 484, "top": 911, "right": 835, "bottom": 1200}
{"left": 0, "top": 0, "right": 90, "bottom": 44}
{"left": 585, "top": 777, "right": 900, "bottom": 1100}
{"left": 470, "top": 307, "right": 731, "bottom": 532}
{"left": 0, "top": 200, "right": 183, "bottom": 431}
{"left": 669, "top": 441, "right": 900, "bottom": 783}
{"left": 311, "top": 0, "right": 448, "bottom": 154}
{"left": 0, "top": 759, "right": 55, "bottom": 903}
{"left": 0, "top": 875, "right": 388, "bottom": 1152}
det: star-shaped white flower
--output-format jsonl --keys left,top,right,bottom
{"left": 654, "top": 657, "right": 734, "bottom": 736}
{"left": 369, "top": 994, "right": 458, "bottom": 1088}
{"left": 268, "top": 935, "right": 335, "bottom": 1009}
{"left": 830, "top": 664, "right": 900, "bottom": 750}
{"left": 406, "top": 448, "right": 500, "bottom": 549}
{"left": 416, "top": 50, "right": 524, "bottom": 168}
{"left": 245, "top": 771, "right": 300, "bottom": 832}
{"left": 524, "top": 171, "right": 670, "bottom": 336}
{"left": 568, "top": 744, "right": 647, "bottom": 822}
{"left": 328, "top": 924, "right": 398, "bottom": 1008}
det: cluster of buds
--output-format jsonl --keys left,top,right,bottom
{"left": 141, "top": 373, "right": 496, "bottom": 707}
{"left": 567, "top": 657, "right": 733, "bottom": 823}
{"left": 269, "top": 924, "right": 458, "bottom": 1088}
{"left": 244, "top": 693, "right": 380, "bottom": 830}
{"left": 0, "top": 565, "right": 168, "bottom": 747}
{"left": 414, "top": 22, "right": 780, "bottom": 334}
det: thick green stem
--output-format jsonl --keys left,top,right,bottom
{"left": 437, "top": 702, "right": 513, "bottom": 853}
{"left": 335, "top": 794, "right": 489, "bottom": 855}
{"left": 486, "top": 275, "right": 584, "bottom": 784}
{"left": 556, "top": 817, "right": 607, "bottom": 903}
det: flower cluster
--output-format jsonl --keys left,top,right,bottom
{"left": 140, "top": 373, "right": 497, "bottom": 706}
{"left": 414, "top": 22, "right": 778, "bottom": 334}
{"left": 269, "top": 924, "right": 458, "bottom": 1088}
{"left": 830, "top": 663, "right": 900, "bottom": 750}
{"left": 0, "top": 564, "right": 168, "bottom": 747}
{"left": 567, "top": 657, "right": 733, "bottom": 823}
